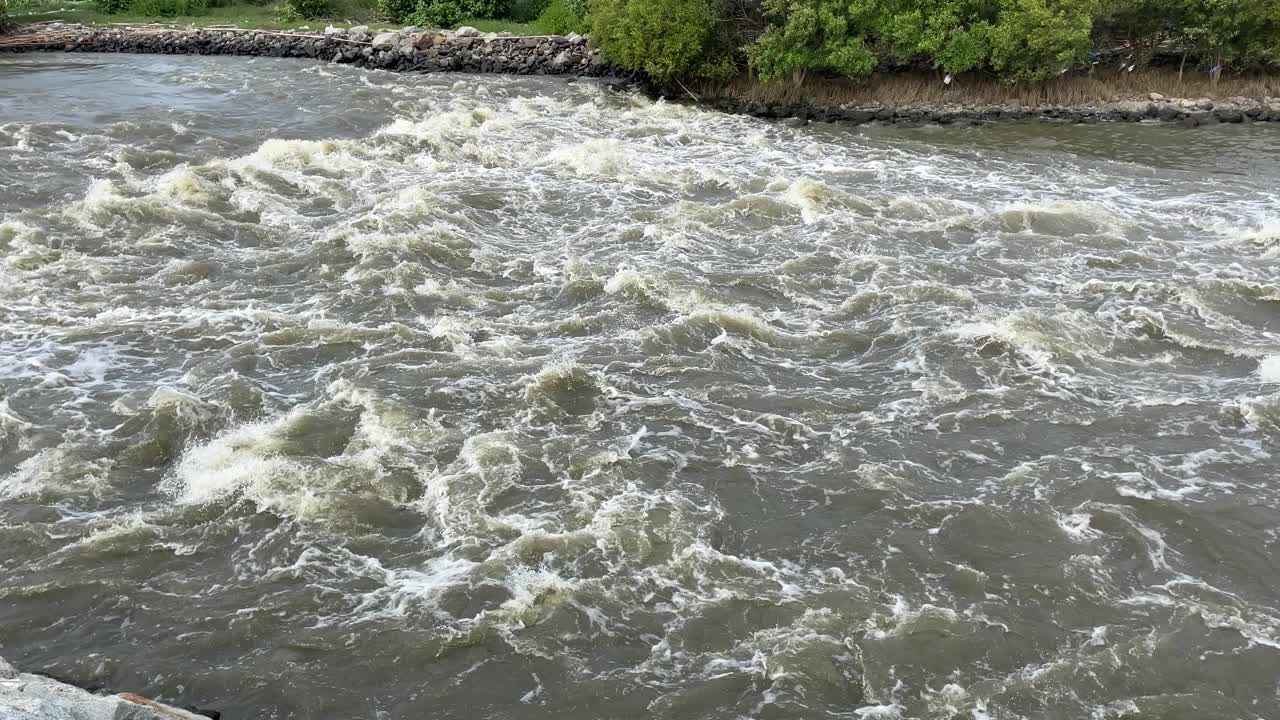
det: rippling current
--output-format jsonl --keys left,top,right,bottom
{"left": 3, "top": 53, "right": 1280, "bottom": 720}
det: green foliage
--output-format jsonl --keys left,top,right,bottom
{"left": 935, "top": 26, "right": 992, "bottom": 72}
{"left": 748, "top": 0, "right": 877, "bottom": 81}
{"left": 128, "top": 0, "right": 209, "bottom": 15}
{"left": 409, "top": 0, "right": 507, "bottom": 26}
{"left": 747, "top": 0, "right": 1207, "bottom": 83}
{"left": 275, "top": 0, "right": 327, "bottom": 15}
{"left": 856, "top": 0, "right": 986, "bottom": 64}
{"left": 589, "top": 0, "right": 732, "bottom": 80}
{"left": 0, "top": 0, "right": 10, "bottom": 31}
{"left": 987, "top": 0, "right": 1096, "bottom": 80}
{"left": 409, "top": 0, "right": 462, "bottom": 25}
{"left": 1078, "top": 0, "right": 1280, "bottom": 69}
{"left": 1177, "top": 0, "right": 1280, "bottom": 66}
{"left": 533, "top": 0, "right": 583, "bottom": 33}
{"left": 93, "top": 0, "right": 131, "bottom": 13}
{"left": 274, "top": 0, "right": 328, "bottom": 17}
{"left": 508, "top": 0, "right": 548, "bottom": 22}
{"left": 377, "top": 0, "right": 416, "bottom": 21}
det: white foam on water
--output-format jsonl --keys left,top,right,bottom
{"left": 1260, "top": 355, "right": 1280, "bottom": 383}
{"left": 543, "top": 138, "right": 633, "bottom": 178}
{"left": 0, "top": 448, "right": 114, "bottom": 501}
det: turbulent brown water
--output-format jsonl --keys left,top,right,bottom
{"left": 3, "top": 53, "right": 1280, "bottom": 720}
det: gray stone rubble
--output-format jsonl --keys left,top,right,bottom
{"left": 1, "top": 23, "right": 609, "bottom": 76}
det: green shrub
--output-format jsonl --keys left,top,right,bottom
{"left": 93, "top": 0, "right": 131, "bottom": 14}
{"left": 987, "top": 0, "right": 1096, "bottom": 80}
{"left": 534, "top": 0, "right": 584, "bottom": 34}
{"left": 935, "top": 25, "right": 992, "bottom": 73}
{"left": 589, "top": 0, "right": 734, "bottom": 80}
{"left": 377, "top": 0, "right": 416, "bottom": 21}
{"left": 748, "top": 0, "right": 878, "bottom": 82}
{"left": 409, "top": 0, "right": 464, "bottom": 25}
{"left": 276, "top": 0, "right": 330, "bottom": 18}
{"left": 1177, "top": 0, "right": 1280, "bottom": 68}
{"left": 128, "top": 0, "right": 209, "bottom": 16}
{"left": 508, "top": 0, "right": 549, "bottom": 22}
{"left": 409, "top": 0, "right": 508, "bottom": 26}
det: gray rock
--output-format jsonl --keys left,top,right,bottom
{"left": 323, "top": 26, "right": 345, "bottom": 36}
{"left": 371, "top": 31, "right": 399, "bottom": 49}
{"left": 550, "top": 49, "right": 572, "bottom": 69}
{"left": 455, "top": 26, "right": 479, "bottom": 37}
{"left": 0, "top": 660, "right": 207, "bottom": 720}
{"left": 565, "top": 32, "right": 584, "bottom": 45}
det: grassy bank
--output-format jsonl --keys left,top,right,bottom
{"left": 4, "top": 0, "right": 539, "bottom": 31}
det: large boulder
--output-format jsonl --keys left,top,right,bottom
{"left": 371, "top": 31, "right": 399, "bottom": 49}
{"left": 549, "top": 49, "right": 572, "bottom": 69}
{"left": 0, "top": 657, "right": 211, "bottom": 720}
{"left": 454, "top": 26, "right": 480, "bottom": 37}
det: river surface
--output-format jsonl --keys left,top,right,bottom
{"left": 2, "top": 53, "right": 1280, "bottom": 720}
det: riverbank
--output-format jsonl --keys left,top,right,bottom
{"left": 688, "top": 83, "right": 1280, "bottom": 128}
{"left": 3, "top": 22, "right": 1280, "bottom": 126}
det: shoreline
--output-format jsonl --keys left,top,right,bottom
{"left": 3, "top": 23, "right": 1280, "bottom": 127}
{"left": 686, "top": 90, "right": 1280, "bottom": 128}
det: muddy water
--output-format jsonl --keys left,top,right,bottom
{"left": 2, "top": 53, "right": 1280, "bottom": 720}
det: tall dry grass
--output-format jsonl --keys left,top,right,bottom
{"left": 691, "top": 68, "right": 1280, "bottom": 107}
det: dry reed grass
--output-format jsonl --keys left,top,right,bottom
{"left": 692, "top": 67, "right": 1280, "bottom": 107}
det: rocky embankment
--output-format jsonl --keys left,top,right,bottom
{"left": 0, "top": 656, "right": 218, "bottom": 720}
{"left": 0, "top": 23, "right": 612, "bottom": 76}
{"left": 696, "top": 91, "right": 1280, "bottom": 127}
